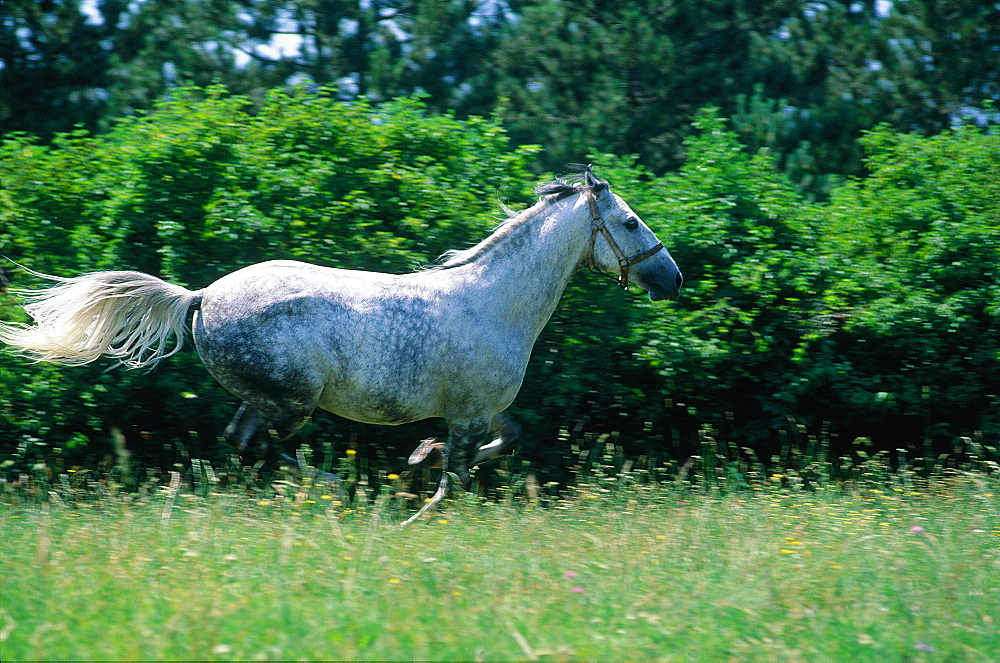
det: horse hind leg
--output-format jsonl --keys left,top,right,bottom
{"left": 224, "top": 402, "right": 266, "bottom": 452}
{"left": 223, "top": 400, "right": 313, "bottom": 458}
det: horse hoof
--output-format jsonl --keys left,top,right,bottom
{"left": 408, "top": 437, "right": 444, "bottom": 467}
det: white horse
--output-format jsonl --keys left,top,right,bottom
{"left": 0, "top": 167, "right": 681, "bottom": 523}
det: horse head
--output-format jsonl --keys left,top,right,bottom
{"left": 581, "top": 167, "right": 683, "bottom": 301}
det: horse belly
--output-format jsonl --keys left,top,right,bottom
{"left": 316, "top": 322, "right": 452, "bottom": 425}
{"left": 316, "top": 379, "right": 437, "bottom": 426}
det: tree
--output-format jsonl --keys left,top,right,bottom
{"left": 0, "top": 0, "right": 115, "bottom": 138}
{"left": 490, "top": 0, "right": 999, "bottom": 194}
{"left": 491, "top": 0, "right": 801, "bottom": 174}
{"left": 730, "top": 0, "right": 1000, "bottom": 195}
{"left": 0, "top": 0, "right": 509, "bottom": 138}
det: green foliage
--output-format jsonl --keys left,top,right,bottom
{"left": 0, "top": 0, "right": 505, "bottom": 138}
{"left": 635, "top": 110, "right": 1000, "bottom": 457}
{"left": 816, "top": 123, "right": 1000, "bottom": 442}
{"left": 0, "top": 87, "right": 537, "bottom": 465}
{"left": 1, "top": 90, "right": 997, "bottom": 478}
{"left": 4, "top": 0, "right": 997, "bottom": 197}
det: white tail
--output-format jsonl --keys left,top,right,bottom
{"left": 0, "top": 269, "right": 202, "bottom": 369}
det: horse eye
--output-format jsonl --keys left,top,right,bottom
{"left": 624, "top": 217, "right": 639, "bottom": 231}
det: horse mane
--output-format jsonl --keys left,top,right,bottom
{"left": 533, "top": 165, "right": 609, "bottom": 198}
{"left": 434, "top": 168, "right": 609, "bottom": 270}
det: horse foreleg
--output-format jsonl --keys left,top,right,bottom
{"left": 400, "top": 472, "right": 449, "bottom": 526}
{"left": 443, "top": 418, "right": 492, "bottom": 490}
{"left": 400, "top": 418, "right": 490, "bottom": 525}
{"left": 470, "top": 411, "right": 522, "bottom": 465}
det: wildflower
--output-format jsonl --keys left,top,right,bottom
{"left": 564, "top": 571, "right": 578, "bottom": 579}
{"left": 909, "top": 525, "right": 926, "bottom": 535}
{"left": 571, "top": 587, "right": 584, "bottom": 593}
{"left": 320, "top": 494, "right": 333, "bottom": 500}
{"left": 914, "top": 642, "right": 934, "bottom": 653}
{"left": 389, "top": 578, "right": 400, "bottom": 584}
{"left": 387, "top": 473, "right": 399, "bottom": 480}
{"left": 346, "top": 449, "right": 357, "bottom": 456}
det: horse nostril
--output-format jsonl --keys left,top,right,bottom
{"left": 675, "top": 272, "right": 684, "bottom": 291}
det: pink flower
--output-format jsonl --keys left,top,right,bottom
{"left": 571, "top": 587, "right": 584, "bottom": 593}
{"left": 564, "top": 571, "right": 578, "bottom": 579}
{"left": 909, "top": 525, "right": 926, "bottom": 535}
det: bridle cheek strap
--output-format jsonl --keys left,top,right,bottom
{"left": 584, "top": 189, "right": 664, "bottom": 291}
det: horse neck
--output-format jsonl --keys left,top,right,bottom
{"left": 457, "top": 194, "right": 591, "bottom": 338}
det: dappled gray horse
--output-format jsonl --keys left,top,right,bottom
{"left": 0, "top": 167, "right": 681, "bottom": 523}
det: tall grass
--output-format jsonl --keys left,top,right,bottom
{"left": 2, "top": 468, "right": 999, "bottom": 660}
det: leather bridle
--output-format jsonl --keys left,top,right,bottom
{"left": 584, "top": 187, "right": 663, "bottom": 291}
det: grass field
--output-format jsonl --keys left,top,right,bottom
{"left": 2, "top": 474, "right": 999, "bottom": 661}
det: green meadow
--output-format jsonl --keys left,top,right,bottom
{"left": 2, "top": 473, "right": 998, "bottom": 661}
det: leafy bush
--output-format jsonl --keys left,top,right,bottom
{"left": 0, "top": 87, "right": 538, "bottom": 470}
{"left": 2, "top": 93, "right": 997, "bottom": 485}
{"left": 633, "top": 112, "right": 1000, "bottom": 464}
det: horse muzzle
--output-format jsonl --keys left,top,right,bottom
{"left": 633, "top": 257, "right": 683, "bottom": 301}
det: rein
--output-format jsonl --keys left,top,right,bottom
{"left": 583, "top": 188, "right": 663, "bottom": 290}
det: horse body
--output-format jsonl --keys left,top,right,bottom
{"left": 195, "top": 260, "right": 530, "bottom": 432}
{"left": 194, "top": 191, "right": 596, "bottom": 485}
{"left": 1, "top": 168, "right": 681, "bottom": 523}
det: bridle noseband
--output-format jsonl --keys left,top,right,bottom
{"left": 584, "top": 187, "right": 663, "bottom": 290}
